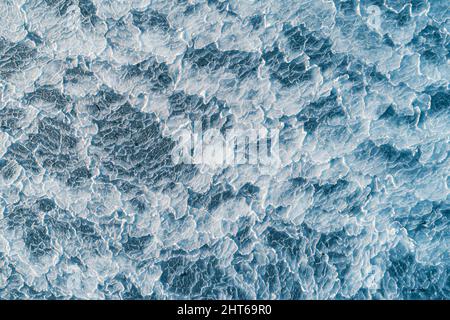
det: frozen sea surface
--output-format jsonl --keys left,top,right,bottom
{"left": 0, "top": 0, "right": 449, "bottom": 299}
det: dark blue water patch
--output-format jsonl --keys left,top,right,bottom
{"left": 169, "top": 91, "right": 210, "bottom": 115}
{"left": 237, "top": 183, "right": 260, "bottom": 204}
{"left": 131, "top": 8, "right": 171, "bottom": 33}
{"left": 266, "top": 220, "right": 370, "bottom": 298}
{"left": 396, "top": 201, "right": 449, "bottom": 244}
{"left": 187, "top": 183, "right": 234, "bottom": 211}
{"left": 207, "top": 185, "right": 239, "bottom": 212}
{"left": 334, "top": 0, "right": 359, "bottom": 16}
{"left": 412, "top": 24, "right": 448, "bottom": 50}
{"left": 67, "top": 166, "right": 92, "bottom": 187}
{"left": 160, "top": 255, "right": 243, "bottom": 298}
{"left": 265, "top": 227, "right": 308, "bottom": 263}
{"left": 37, "top": 198, "right": 56, "bottom": 212}
{"left": 85, "top": 87, "right": 127, "bottom": 119}
{"left": 259, "top": 226, "right": 320, "bottom": 299}
{"left": 5, "top": 116, "right": 91, "bottom": 186}
{"left": 262, "top": 46, "right": 313, "bottom": 88}
{"left": 60, "top": 217, "right": 109, "bottom": 256}
{"left": 207, "top": 0, "right": 238, "bottom": 17}
{"left": 91, "top": 103, "right": 196, "bottom": 191}
{"left": 44, "top": 0, "right": 74, "bottom": 16}
{"left": 260, "top": 262, "right": 284, "bottom": 296}
{"left": 207, "top": 0, "right": 228, "bottom": 11}
{"left": 312, "top": 179, "right": 350, "bottom": 200}
{"left": 410, "top": 24, "right": 448, "bottom": 64}
{"left": 78, "top": 0, "right": 96, "bottom": 17}
{"left": 231, "top": 255, "right": 265, "bottom": 297}
{"left": 0, "top": 160, "right": 19, "bottom": 181}
{"left": 121, "top": 234, "right": 153, "bottom": 257}
{"left": 427, "top": 88, "right": 450, "bottom": 117}
{"left": 283, "top": 24, "right": 337, "bottom": 71}
{"left": 26, "top": 31, "right": 43, "bottom": 45}
{"left": 0, "top": 267, "right": 47, "bottom": 299}
{"left": 74, "top": 218, "right": 102, "bottom": 242}
{"left": 43, "top": 211, "right": 76, "bottom": 238}
{"left": 383, "top": 34, "right": 396, "bottom": 47}
{"left": 289, "top": 176, "right": 308, "bottom": 189}
{"left": 383, "top": 5, "right": 412, "bottom": 27}
{"left": 411, "top": 0, "right": 428, "bottom": 15}
{"left": 182, "top": 3, "right": 202, "bottom": 15}
{"left": 3, "top": 201, "right": 62, "bottom": 259}
{"left": 315, "top": 229, "right": 360, "bottom": 284}
{"left": 233, "top": 223, "right": 255, "bottom": 252}
{"left": 64, "top": 64, "right": 95, "bottom": 84}
{"left": 365, "top": 64, "right": 390, "bottom": 85}
{"left": 91, "top": 104, "right": 173, "bottom": 162}
{"left": 5, "top": 206, "right": 36, "bottom": 230}
{"left": 78, "top": 0, "right": 100, "bottom": 25}
{"left": 296, "top": 91, "right": 346, "bottom": 133}
{"left": 129, "top": 196, "right": 147, "bottom": 214}
{"left": 184, "top": 44, "right": 223, "bottom": 71}
{"left": 396, "top": 5, "right": 412, "bottom": 27}
{"left": 24, "top": 225, "right": 53, "bottom": 258}
{"left": 160, "top": 256, "right": 203, "bottom": 296}
{"left": 352, "top": 140, "right": 421, "bottom": 174}
{"left": 0, "top": 37, "right": 37, "bottom": 77}
{"left": 184, "top": 43, "right": 260, "bottom": 80}
{"left": 37, "top": 211, "right": 107, "bottom": 260}
{"left": 0, "top": 278, "right": 60, "bottom": 300}
{"left": 319, "top": 180, "right": 372, "bottom": 217}
{"left": 378, "top": 105, "right": 421, "bottom": 126}
{"left": 98, "top": 277, "right": 123, "bottom": 299}
{"left": 4, "top": 143, "right": 41, "bottom": 174}
{"left": 0, "top": 107, "right": 26, "bottom": 135}
{"left": 23, "top": 85, "right": 71, "bottom": 111}
{"left": 382, "top": 251, "right": 449, "bottom": 299}
{"left": 107, "top": 274, "right": 145, "bottom": 300}
{"left": 208, "top": 186, "right": 234, "bottom": 211}
{"left": 248, "top": 14, "right": 264, "bottom": 30}
{"left": 259, "top": 260, "right": 306, "bottom": 299}
{"left": 0, "top": 159, "right": 7, "bottom": 169}
{"left": 121, "top": 57, "right": 173, "bottom": 92}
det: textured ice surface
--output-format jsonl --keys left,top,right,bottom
{"left": 0, "top": 0, "right": 449, "bottom": 299}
